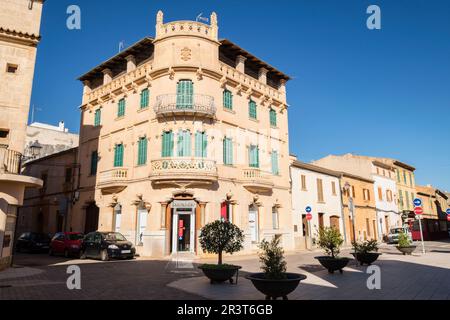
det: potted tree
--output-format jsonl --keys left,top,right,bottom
{"left": 396, "top": 231, "right": 417, "bottom": 255}
{"left": 315, "top": 227, "right": 351, "bottom": 274}
{"left": 246, "top": 235, "right": 307, "bottom": 300}
{"left": 351, "top": 240, "right": 381, "bottom": 265}
{"left": 198, "top": 220, "right": 244, "bottom": 284}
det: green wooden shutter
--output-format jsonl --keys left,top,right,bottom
{"left": 94, "top": 109, "right": 101, "bottom": 127}
{"left": 118, "top": 98, "right": 126, "bottom": 117}
{"left": 271, "top": 151, "right": 279, "bottom": 175}
{"left": 270, "top": 109, "right": 277, "bottom": 127}
{"left": 90, "top": 151, "right": 98, "bottom": 175}
{"left": 162, "top": 131, "right": 174, "bottom": 157}
{"left": 223, "top": 138, "right": 233, "bottom": 165}
{"left": 176, "top": 80, "right": 193, "bottom": 109}
{"left": 140, "top": 89, "right": 149, "bottom": 109}
{"left": 137, "top": 137, "right": 147, "bottom": 165}
{"left": 249, "top": 145, "right": 259, "bottom": 168}
{"left": 195, "top": 132, "right": 207, "bottom": 158}
{"left": 178, "top": 130, "right": 191, "bottom": 157}
{"left": 114, "top": 144, "right": 124, "bottom": 167}
{"left": 249, "top": 100, "right": 257, "bottom": 119}
{"left": 223, "top": 90, "right": 233, "bottom": 110}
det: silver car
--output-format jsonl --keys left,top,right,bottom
{"left": 387, "top": 227, "right": 412, "bottom": 244}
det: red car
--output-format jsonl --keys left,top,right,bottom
{"left": 49, "top": 232, "right": 84, "bottom": 258}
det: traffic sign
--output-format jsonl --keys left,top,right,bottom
{"left": 306, "top": 206, "right": 312, "bottom": 213}
{"left": 414, "top": 207, "right": 424, "bottom": 215}
{"left": 413, "top": 198, "right": 422, "bottom": 207}
{"left": 446, "top": 208, "right": 450, "bottom": 215}
{"left": 306, "top": 213, "right": 313, "bottom": 221}
{"left": 447, "top": 215, "right": 450, "bottom": 222}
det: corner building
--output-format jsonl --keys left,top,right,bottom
{"left": 72, "top": 12, "right": 294, "bottom": 257}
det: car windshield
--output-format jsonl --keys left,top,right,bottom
{"left": 391, "top": 228, "right": 405, "bottom": 234}
{"left": 31, "top": 233, "right": 50, "bottom": 241}
{"left": 104, "top": 233, "right": 127, "bottom": 241}
{"left": 67, "top": 234, "right": 84, "bottom": 241}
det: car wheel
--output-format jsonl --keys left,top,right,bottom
{"left": 101, "top": 249, "right": 109, "bottom": 262}
{"left": 64, "top": 249, "right": 70, "bottom": 258}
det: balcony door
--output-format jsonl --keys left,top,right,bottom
{"left": 176, "top": 80, "right": 193, "bottom": 109}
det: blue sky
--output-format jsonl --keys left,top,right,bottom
{"left": 31, "top": 0, "right": 450, "bottom": 191}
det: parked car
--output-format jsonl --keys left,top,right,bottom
{"left": 16, "top": 232, "right": 51, "bottom": 253}
{"left": 80, "top": 232, "right": 135, "bottom": 261}
{"left": 387, "top": 227, "right": 413, "bottom": 244}
{"left": 49, "top": 232, "right": 84, "bottom": 258}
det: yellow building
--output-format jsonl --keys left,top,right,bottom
{"left": 0, "top": 0, "right": 44, "bottom": 270}
{"left": 71, "top": 11, "right": 294, "bottom": 257}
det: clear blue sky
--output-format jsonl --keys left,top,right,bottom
{"left": 31, "top": 0, "right": 450, "bottom": 191}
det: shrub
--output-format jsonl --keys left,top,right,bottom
{"left": 258, "top": 235, "right": 287, "bottom": 280}
{"left": 317, "top": 227, "right": 344, "bottom": 258}
{"left": 199, "top": 220, "right": 244, "bottom": 265}
{"left": 397, "top": 232, "right": 412, "bottom": 248}
{"left": 352, "top": 240, "right": 379, "bottom": 254}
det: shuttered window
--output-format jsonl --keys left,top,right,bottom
{"left": 223, "top": 138, "right": 233, "bottom": 165}
{"left": 317, "top": 179, "right": 324, "bottom": 202}
{"left": 378, "top": 187, "right": 383, "bottom": 201}
{"left": 195, "top": 131, "right": 208, "bottom": 158}
{"left": 162, "top": 131, "right": 174, "bottom": 157}
{"left": 331, "top": 181, "right": 337, "bottom": 195}
{"left": 94, "top": 109, "right": 101, "bottom": 127}
{"left": 140, "top": 88, "right": 149, "bottom": 109}
{"left": 90, "top": 151, "right": 98, "bottom": 175}
{"left": 301, "top": 175, "right": 307, "bottom": 190}
{"left": 249, "top": 100, "right": 257, "bottom": 119}
{"left": 114, "top": 144, "right": 124, "bottom": 167}
{"left": 177, "top": 130, "right": 192, "bottom": 157}
{"left": 176, "top": 80, "right": 193, "bottom": 109}
{"left": 270, "top": 109, "right": 277, "bottom": 127}
{"left": 137, "top": 137, "right": 148, "bottom": 166}
{"left": 271, "top": 151, "right": 279, "bottom": 175}
{"left": 223, "top": 90, "right": 233, "bottom": 110}
{"left": 249, "top": 145, "right": 259, "bottom": 168}
{"left": 117, "top": 98, "right": 126, "bottom": 117}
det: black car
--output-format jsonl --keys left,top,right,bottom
{"left": 80, "top": 232, "right": 135, "bottom": 261}
{"left": 16, "top": 232, "right": 51, "bottom": 253}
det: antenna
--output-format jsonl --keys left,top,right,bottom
{"left": 30, "top": 105, "right": 42, "bottom": 124}
{"left": 118, "top": 41, "right": 125, "bottom": 53}
{"left": 196, "top": 13, "right": 209, "bottom": 23}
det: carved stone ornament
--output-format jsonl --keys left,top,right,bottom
{"left": 181, "top": 47, "right": 192, "bottom": 61}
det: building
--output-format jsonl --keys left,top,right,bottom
{"left": 71, "top": 11, "right": 293, "bottom": 257}
{"left": 290, "top": 159, "right": 344, "bottom": 249}
{"left": 24, "top": 121, "right": 79, "bottom": 161}
{"left": 413, "top": 185, "right": 449, "bottom": 240}
{"left": 0, "top": 0, "right": 44, "bottom": 270}
{"left": 340, "top": 172, "right": 377, "bottom": 243}
{"left": 313, "top": 154, "right": 400, "bottom": 240}
{"left": 17, "top": 148, "right": 79, "bottom": 237}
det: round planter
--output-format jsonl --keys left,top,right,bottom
{"left": 246, "top": 273, "right": 307, "bottom": 300}
{"left": 351, "top": 252, "right": 382, "bottom": 266}
{"left": 199, "top": 265, "right": 242, "bottom": 284}
{"left": 315, "top": 256, "right": 351, "bottom": 274}
{"left": 396, "top": 246, "right": 417, "bottom": 256}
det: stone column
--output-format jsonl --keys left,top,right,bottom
{"left": 160, "top": 202, "right": 168, "bottom": 229}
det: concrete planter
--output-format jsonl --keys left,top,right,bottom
{"left": 396, "top": 246, "right": 417, "bottom": 256}
{"left": 246, "top": 273, "right": 307, "bottom": 300}
{"left": 315, "top": 256, "right": 351, "bottom": 274}
{"left": 351, "top": 252, "right": 382, "bottom": 266}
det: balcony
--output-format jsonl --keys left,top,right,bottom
{"left": 0, "top": 145, "right": 22, "bottom": 175}
{"left": 150, "top": 158, "right": 218, "bottom": 186}
{"left": 154, "top": 94, "right": 216, "bottom": 119}
{"left": 98, "top": 168, "right": 129, "bottom": 193}
{"left": 241, "top": 168, "right": 274, "bottom": 193}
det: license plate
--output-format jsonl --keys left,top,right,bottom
{"left": 121, "top": 250, "right": 131, "bottom": 254}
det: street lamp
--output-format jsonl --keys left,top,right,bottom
{"left": 344, "top": 182, "right": 357, "bottom": 243}
{"left": 29, "top": 140, "right": 42, "bottom": 159}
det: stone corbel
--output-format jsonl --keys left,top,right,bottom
{"left": 245, "top": 88, "right": 253, "bottom": 100}
{"left": 219, "top": 76, "right": 227, "bottom": 89}
{"left": 132, "top": 194, "right": 152, "bottom": 212}
{"left": 145, "top": 75, "right": 153, "bottom": 88}
{"left": 110, "top": 92, "right": 117, "bottom": 103}
{"left": 109, "top": 194, "right": 119, "bottom": 208}
{"left": 235, "top": 84, "right": 243, "bottom": 96}
{"left": 273, "top": 199, "right": 282, "bottom": 209}
{"left": 253, "top": 195, "right": 263, "bottom": 207}
{"left": 168, "top": 67, "right": 176, "bottom": 80}
{"left": 196, "top": 68, "right": 204, "bottom": 81}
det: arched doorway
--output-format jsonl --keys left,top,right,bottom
{"left": 84, "top": 203, "right": 99, "bottom": 234}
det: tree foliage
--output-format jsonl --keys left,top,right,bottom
{"left": 352, "top": 239, "right": 379, "bottom": 254}
{"left": 317, "top": 227, "right": 344, "bottom": 258}
{"left": 258, "top": 235, "right": 287, "bottom": 280}
{"left": 397, "top": 231, "right": 412, "bottom": 248}
{"left": 199, "top": 220, "right": 244, "bottom": 265}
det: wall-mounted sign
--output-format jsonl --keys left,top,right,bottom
{"left": 171, "top": 200, "right": 197, "bottom": 209}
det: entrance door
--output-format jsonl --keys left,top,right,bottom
{"left": 136, "top": 208, "right": 147, "bottom": 246}
{"left": 172, "top": 208, "right": 195, "bottom": 254}
{"left": 318, "top": 213, "right": 325, "bottom": 230}
{"left": 84, "top": 204, "right": 99, "bottom": 234}
{"left": 114, "top": 204, "right": 122, "bottom": 233}
{"left": 330, "top": 216, "right": 340, "bottom": 231}
{"left": 249, "top": 206, "right": 259, "bottom": 243}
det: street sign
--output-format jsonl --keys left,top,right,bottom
{"left": 447, "top": 215, "right": 450, "bottom": 222}
{"left": 413, "top": 198, "right": 422, "bottom": 207}
{"left": 414, "top": 207, "right": 424, "bottom": 215}
{"left": 306, "top": 206, "right": 312, "bottom": 213}
{"left": 446, "top": 208, "right": 450, "bottom": 215}
{"left": 306, "top": 213, "right": 313, "bottom": 221}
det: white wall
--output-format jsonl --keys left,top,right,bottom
{"left": 373, "top": 175, "right": 401, "bottom": 238}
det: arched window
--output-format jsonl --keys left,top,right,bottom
{"left": 176, "top": 80, "right": 193, "bottom": 109}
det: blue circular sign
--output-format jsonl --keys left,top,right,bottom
{"left": 447, "top": 209, "right": 450, "bottom": 215}
{"left": 413, "top": 199, "right": 422, "bottom": 207}
{"left": 306, "top": 206, "right": 312, "bottom": 213}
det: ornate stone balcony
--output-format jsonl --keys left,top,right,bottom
{"left": 154, "top": 94, "right": 216, "bottom": 119}
{"left": 241, "top": 168, "right": 274, "bottom": 193}
{"left": 150, "top": 158, "right": 218, "bottom": 186}
{"left": 98, "top": 168, "right": 129, "bottom": 193}
{"left": 0, "top": 145, "right": 22, "bottom": 175}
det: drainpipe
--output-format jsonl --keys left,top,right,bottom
{"left": 338, "top": 175, "right": 348, "bottom": 243}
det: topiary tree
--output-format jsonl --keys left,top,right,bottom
{"left": 259, "top": 235, "right": 287, "bottom": 280}
{"left": 397, "top": 231, "right": 412, "bottom": 248}
{"left": 352, "top": 239, "right": 379, "bottom": 254}
{"left": 317, "top": 227, "right": 344, "bottom": 258}
{"left": 199, "top": 220, "right": 244, "bottom": 265}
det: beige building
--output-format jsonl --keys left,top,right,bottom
{"left": 0, "top": 0, "right": 44, "bottom": 270}
{"left": 71, "top": 11, "right": 293, "bottom": 257}
{"left": 18, "top": 148, "right": 79, "bottom": 237}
